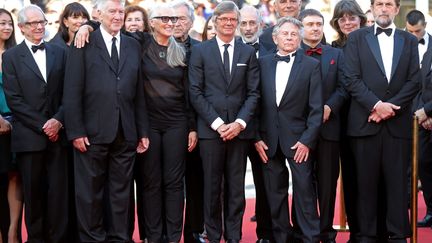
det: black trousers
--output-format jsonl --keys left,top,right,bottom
{"left": 74, "top": 131, "right": 136, "bottom": 243}
{"left": 350, "top": 127, "right": 411, "bottom": 243}
{"left": 263, "top": 146, "right": 320, "bottom": 243}
{"left": 138, "top": 124, "right": 188, "bottom": 242}
{"left": 418, "top": 127, "right": 432, "bottom": 215}
{"left": 129, "top": 156, "right": 146, "bottom": 241}
{"left": 17, "top": 142, "right": 68, "bottom": 243}
{"left": 184, "top": 146, "right": 205, "bottom": 242}
{"left": 200, "top": 138, "right": 249, "bottom": 242}
{"left": 315, "top": 137, "right": 340, "bottom": 241}
{"left": 247, "top": 144, "right": 274, "bottom": 241}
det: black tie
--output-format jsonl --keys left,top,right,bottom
{"left": 223, "top": 44, "right": 231, "bottom": 82}
{"left": 247, "top": 42, "right": 259, "bottom": 52}
{"left": 111, "top": 37, "right": 119, "bottom": 72}
{"left": 419, "top": 38, "right": 426, "bottom": 45}
{"left": 376, "top": 27, "right": 392, "bottom": 36}
{"left": 31, "top": 42, "right": 45, "bottom": 53}
{"left": 275, "top": 54, "right": 291, "bottom": 63}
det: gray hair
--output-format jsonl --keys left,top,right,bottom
{"left": 272, "top": 17, "right": 304, "bottom": 39}
{"left": 172, "top": 0, "right": 195, "bottom": 23}
{"left": 97, "top": 0, "right": 125, "bottom": 11}
{"left": 240, "top": 5, "right": 263, "bottom": 24}
{"left": 212, "top": 1, "right": 240, "bottom": 24}
{"left": 149, "top": 3, "right": 186, "bottom": 67}
{"left": 17, "top": 4, "right": 46, "bottom": 24}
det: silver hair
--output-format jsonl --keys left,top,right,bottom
{"left": 17, "top": 4, "right": 46, "bottom": 24}
{"left": 171, "top": 0, "right": 195, "bottom": 23}
{"left": 272, "top": 17, "right": 304, "bottom": 39}
{"left": 149, "top": 3, "right": 186, "bottom": 67}
{"left": 212, "top": 1, "right": 240, "bottom": 24}
{"left": 97, "top": 0, "right": 125, "bottom": 11}
{"left": 240, "top": 5, "right": 263, "bottom": 24}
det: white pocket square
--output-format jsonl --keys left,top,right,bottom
{"left": 236, "top": 63, "right": 247, "bottom": 66}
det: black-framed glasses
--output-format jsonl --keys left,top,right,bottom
{"left": 216, "top": 17, "right": 238, "bottom": 24}
{"left": 152, "top": 16, "right": 178, "bottom": 23}
{"left": 24, "top": 20, "right": 48, "bottom": 28}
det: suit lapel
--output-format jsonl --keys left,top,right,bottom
{"left": 267, "top": 57, "right": 277, "bottom": 106}
{"left": 279, "top": 51, "right": 302, "bottom": 106}
{"left": 94, "top": 30, "right": 117, "bottom": 74}
{"left": 118, "top": 34, "right": 127, "bottom": 74}
{"left": 19, "top": 42, "right": 45, "bottom": 82}
{"left": 321, "top": 45, "right": 331, "bottom": 80}
{"left": 229, "top": 40, "right": 241, "bottom": 85}
{"left": 365, "top": 28, "right": 386, "bottom": 76}
{"left": 209, "top": 38, "right": 226, "bottom": 83}
{"left": 390, "top": 30, "right": 404, "bottom": 79}
{"left": 45, "top": 44, "right": 55, "bottom": 81}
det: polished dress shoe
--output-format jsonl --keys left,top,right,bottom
{"left": 418, "top": 214, "right": 432, "bottom": 227}
{"left": 256, "top": 239, "right": 271, "bottom": 243}
{"left": 250, "top": 214, "right": 257, "bottom": 222}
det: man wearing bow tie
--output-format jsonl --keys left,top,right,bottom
{"left": 343, "top": 0, "right": 420, "bottom": 241}
{"left": 298, "top": 9, "right": 348, "bottom": 243}
{"left": 2, "top": 5, "right": 69, "bottom": 243}
{"left": 254, "top": 17, "right": 322, "bottom": 243}
{"left": 406, "top": 10, "right": 432, "bottom": 65}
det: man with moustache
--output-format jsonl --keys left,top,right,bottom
{"left": 343, "top": 0, "right": 420, "bottom": 241}
{"left": 238, "top": 5, "right": 274, "bottom": 243}
{"left": 188, "top": 1, "right": 259, "bottom": 242}
{"left": 298, "top": 9, "right": 347, "bottom": 243}
{"left": 63, "top": 0, "right": 149, "bottom": 242}
{"left": 255, "top": 17, "right": 322, "bottom": 243}
{"left": 260, "top": 0, "right": 302, "bottom": 53}
{"left": 2, "top": 4, "right": 68, "bottom": 243}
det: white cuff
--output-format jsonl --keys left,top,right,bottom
{"left": 211, "top": 117, "right": 224, "bottom": 131}
{"left": 235, "top": 118, "right": 246, "bottom": 129}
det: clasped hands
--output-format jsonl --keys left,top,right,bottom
{"left": 254, "top": 140, "right": 309, "bottom": 164}
{"left": 368, "top": 101, "right": 400, "bottom": 123}
{"left": 42, "top": 118, "right": 62, "bottom": 142}
{"left": 415, "top": 108, "right": 432, "bottom": 130}
{"left": 217, "top": 122, "right": 244, "bottom": 141}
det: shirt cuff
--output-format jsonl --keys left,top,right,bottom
{"left": 211, "top": 117, "right": 224, "bottom": 131}
{"left": 235, "top": 118, "right": 247, "bottom": 129}
{"left": 373, "top": 100, "right": 382, "bottom": 111}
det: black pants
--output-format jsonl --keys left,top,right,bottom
{"left": 139, "top": 124, "right": 188, "bottom": 242}
{"left": 263, "top": 146, "right": 320, "bottom": 243}
{"left": 419, "top": 127, "right": 432, "bottom": 215}
{"left": 17, "top": 142, "right": 68, "bottom": 243}
{"left": 74, "top": 131, "right": 136, "bottom": 243}
{"left": 200, "top": 138, "right": 249, "bottom": 242}
{"left": 350, "top": 127, "right": 410, "bottom": 243}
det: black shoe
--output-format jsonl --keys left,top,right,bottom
{"left": 184, "top": 233, "right": 206, "bottom": 243}
{"left": 418, "top": 214, "right": 432, "bottom": 227}
{"left": 256, "top": 239, "right": 271, "bottom": 243}
{"left": 324, "top": 240, "right": 336, "bottom": 243}
{"left": 226, "top": 240, "right": 239, "bottom": 243}
{"left": 250, "top": 215, "right": 257, "bottom": 222}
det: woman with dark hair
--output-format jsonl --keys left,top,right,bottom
{"left": 330, "top": 0, "right": 366, "bottom": 48}
{"left": 50, "top": 2, "right": 90, "bottom": 47}
{"left": 124, "top": 5, "right": 150, "bottom": 33}
{"left": 0, "top": 8, "right": 20, "bottom": 243}
{"left": 202, "top": 15, "right": 216, "bottom": 41}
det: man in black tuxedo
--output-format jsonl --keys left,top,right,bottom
{"left": 63, "top": 0, "right": 149, "bottom": 242}
{"left": 238, "top": 5, "right": 274, "bottom": 243}
{"left": 406, "top": 10, "right": 432, "bottom": 65}
{"left": 254, "top": 17, "right": 322, "bottom": 243}
{"left": 343, "top": 0, "right": 420, "bottom": 241}
{"left": 298, "top": 9, "right": 347, "bottom": 243}
{"left": 188, "top": 1, "right": 259, "bottom": 242}
{"left": 2, "top": 5, "right": 68, "bottom": 243}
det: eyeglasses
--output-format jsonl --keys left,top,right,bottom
{"left": 153, "top": 16, "right": 178, "bottom": 23}
{"left": 24, "top": 20, "right": 48, "bottom": 28}
{"left": 217, "top": 17, "right": 238, "bottom": 24}
{"left": 337, "top": 15, "right": 360, "bottom": 25}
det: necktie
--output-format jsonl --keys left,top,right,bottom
{"left": 31, "top": 42, "right": 45, "bottom": 53}
{"left": 376, "top": 27, "right": 392, "bottom": 36}
{"left": 274, "top": 54, "right": 291, "bottom": 63}
{"left": 223, "top": 44, "right": 231, "bottom": 81}
{"left": 306, "top": 47, "right": 322, "bottom": 56}
{"left": 419, "top": 38, "right": 426, "bottom": 45}
{"left": 111, "top": 37, "right": 119, "bottom": 72}
{"left": 247, "top": 42, "right": 259, "bottom": 52}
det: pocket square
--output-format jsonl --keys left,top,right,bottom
{"left": 236, "top": 63, "right": 247, "bottom": 66}
{"left": 330, "top": 59, "right": 335, "bottom": 65}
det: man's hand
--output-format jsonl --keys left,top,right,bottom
{"left": 368, "top": 110, "right": 382, "bottom": 123}
{"left": 73, "top": 137, "right": 90, "bottom": 152}
{"left": 291, "top": 142, "right": 309, "bottom": 163}
{"left": 220, "top": 122, "right": 244, "bottom": 141}
{"left": 254, "top": 140, "right": 269, "bottom": 163}
{"left": 42, "top": 118, "right": 62, "bottom": 138}
{"left": 422, "top": 117, "right": 432, "bottom": 130}
{"left": 415, "top": 108, "right": 428, "bottom": 124}
{"left": 74, "top": 25, "right": 93, "bottom": 48}
{"left": 137, "top": 137, "right": 150, "bottom": 153}
{"left": 216, "top": 124, "right": 229, "bottom": 137}
{"left": 374, "top": 101, "right": 400, "bottom": 120}
{"left": 188, "top": 131, "right": 198, "bottom": 152}
{"left": 0, "top": 117, "right": 11, "bottom": 134}
{"left": 323, "top": 105, "right": 331, "bottom": 123}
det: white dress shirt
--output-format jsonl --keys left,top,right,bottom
{"left": 275, "top": 51, "right": 296, "bottom": 106}
{"left": 24, "top": 39, "right": 47, "bottom": 82}
{"left": 242, "top": 38, "right": 260, "bottom": 58}
{"left": 375, "top": 23, "right": 396, "bottom": 82}
{"left": 100, "top": 26, "right": 121, "bottom": 59}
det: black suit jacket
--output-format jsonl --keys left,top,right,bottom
{"left": 63, "top": 29, "right": 148, "bottom": 144}
{"left": 344, "top": 26, "right": 420, "bottom": 139}
{"left": 415, "top": 48, "right": 432, "bottom": 116}
{"left": 300, "top": 43, "right": 348, "bottom": 141}
{"left": 2, "top": 41, "right": 66, "bottom": 152}
{"left": 189, "top": 37, "right": 260, "bottom": 139}
{"left": 259, "top": 26, "right": 276, "bottom": 55}
{"left": 258, "top": 51, "right": 323, "bottom": 158}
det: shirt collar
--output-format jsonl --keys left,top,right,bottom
{"left": 24, "top": 38, "right": 44, "bottom": 52}
{"left": 277, "top": 50, "right": 297, "bottom": 57}
{"left": 216, "top": 36, "right": 235, "bottom": 48}
{"left": 100, "top": 25, "right": 121, "bottom": 43}
{"left": 374, "top": 23, "right": 396, "bottom": 36}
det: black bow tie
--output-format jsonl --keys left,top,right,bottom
{"left": 31, "top": 42, "right": 45, "bottom": 53}
{"left": 376, "top": 27, "right": 392, "bottom": 36}
{"left": 247, "top": 42, "right": 259, "bottom": 52}
{"left": 419, "top": 38, "right": 426, "bottom": 45}
{"left": 274, "top": 53, "right": 294, "bottom": 63}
